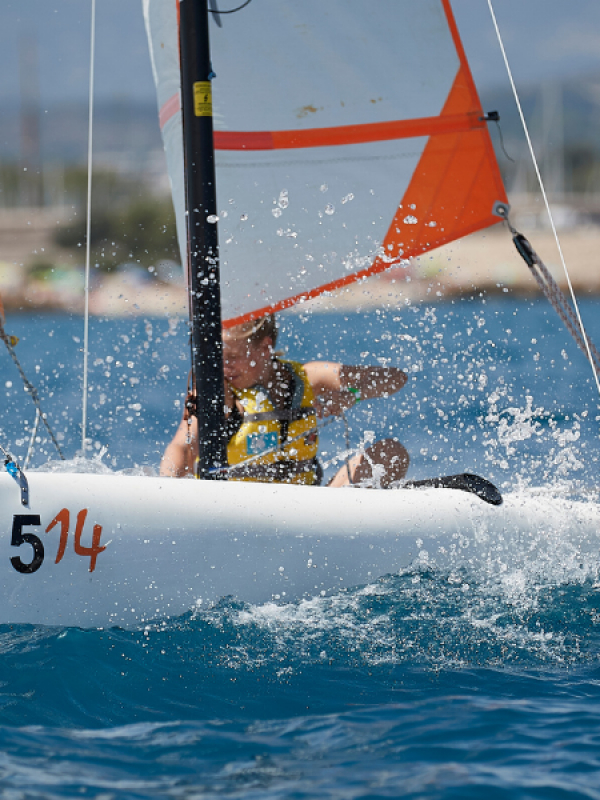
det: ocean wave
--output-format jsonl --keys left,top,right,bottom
{"left": 0, "top": 559, "right": 599, "bottom": 729}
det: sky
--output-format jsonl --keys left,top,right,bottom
{"left": 1, "top": 1, "right": 600, "bottom": 110}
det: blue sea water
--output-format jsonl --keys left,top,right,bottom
{"left": 2, "top": 296, "right": 600, "bottom": 798}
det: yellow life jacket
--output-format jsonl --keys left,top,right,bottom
{"left": 226, "top": 360, "right": 320, "bottom": 485}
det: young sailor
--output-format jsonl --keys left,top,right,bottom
{"left": 160, "top": 315, "right": 409, "bottom": 487}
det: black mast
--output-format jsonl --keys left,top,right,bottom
{"left": 178, "top": 0, "right": 227, "bottom": 479}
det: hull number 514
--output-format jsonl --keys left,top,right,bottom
{"left": 10, "top": 511, "right": 105, "bottom": 574}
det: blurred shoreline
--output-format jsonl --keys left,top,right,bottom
{"left": 1, "top": 205, "right": 600, "bottom": 317}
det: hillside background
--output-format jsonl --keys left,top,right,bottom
{"left": 1, "top": 1, "right": 600, "bottom": 314}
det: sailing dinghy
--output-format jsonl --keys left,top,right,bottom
{"left": 1, "top": 0, "right": 599, "bottom": 628}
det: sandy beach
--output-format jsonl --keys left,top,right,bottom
{"left": 1, "top": 210, "right": 599, "bottom": 316}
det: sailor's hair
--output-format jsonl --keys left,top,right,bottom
{"left": 224, "top": 314, "right": 278, "bottom": 347}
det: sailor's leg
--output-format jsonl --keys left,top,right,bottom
{"left": 328, "top": 438, "right": 409, "bottom": 488}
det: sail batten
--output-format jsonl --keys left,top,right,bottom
{"left": 218, "top": 113, "right": 485, "bottom": 151}
{"left": 159, "top": 101, "right": 486, "bottom": 149}
{"left": 144, "top": 0, "right": 508, "bottom": 325}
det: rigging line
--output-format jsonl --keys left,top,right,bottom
{"left": 0, "top": 440, "right": 13, "bottom": 462}
{"left": 523, "top": 240, "right": 600, "bottom": 371}
{"left": 487, "top": 0, "right": 600, "bottom": 400}
{"left": 341, "top": 411, "right": 354, "bottom": 484}
{"left": 526, "top": 250, "right": 600, "bottom": 370}
{"left": 82, "top": 0, "right": 96, "bottom": 454}
{"left": 493, "top": 119, "right": 514, "bottom": 164}
{"left": 208, "top": 0, "right": 252, "bottom": 15}
{"left": 23, "top": 408, "right": 41, "bottom": 470}
{"left": 0, "top": 320, "right": 65, "bottom": 460}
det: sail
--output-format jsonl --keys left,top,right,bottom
{"left": 143, "top": 0, "right": 508, "bottom": 326}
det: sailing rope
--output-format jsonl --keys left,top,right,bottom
{"left": 0, "top": 318, "right": 65, "bottom": 462}
{"left": 208, "top": 0, "right": 252, "bottom": 15}
{"left": 341, "top": 411, "right": 354, "bottom": 484}
{"left": 82, "top": 0, "right": 97, "bottom": 454}
{"left": 487, "top": 0, "right": 600, "bottom": 398}
{"left": 23, "top": 409, "right": 41, "bottom": 470}
{"left": 508, "top": 223, "right": 600, "bottom": 378}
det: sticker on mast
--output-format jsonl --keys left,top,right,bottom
{"left": 193, "top": 82, "right": 212, "bottom": 117}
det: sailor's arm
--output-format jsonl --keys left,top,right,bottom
{"left": 303, "top": 362, "right": 407, "bottom": 417}
{"left": 161, "top": 380, "right": 236, "bottom": 477}
{"left": 160, "top": 417, "right": 196, "bottom": 477}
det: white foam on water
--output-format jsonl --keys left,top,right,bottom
{"left": 31, "top": 455, "right": 158, "bottom": 477}
{"left": 218, "top": 484, "right": 600, "bottom": 670}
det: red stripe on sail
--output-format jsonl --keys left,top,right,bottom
{"left": 159, "top": 91, "right": 484, "bottom": 148}
{"left": 215, "top": 131, "right": 275, "bottom": 149}
{"left": 159, "top": 93, "right": 181, "bottom": 129}
{"left": 216, "top": 113, "right": 483, "bottom": 150}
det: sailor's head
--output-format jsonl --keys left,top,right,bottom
{"left": 222, "top": 315, "right": 278, "bottom": 389}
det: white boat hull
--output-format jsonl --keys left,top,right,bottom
{"left": 0, "top": 473, "right": 598, "bottom": 628}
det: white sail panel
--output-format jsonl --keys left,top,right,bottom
{"left": 143, "top": 0, "right": 187, "bottom": 270}
{"left": 209, "top": 1, "right": 457, "bottom": 131}
{"left": 144, "top": 0, "right": 507, "bottom": 324}
{"left": 217, "top": 138, "right": 428, "bottom": 311}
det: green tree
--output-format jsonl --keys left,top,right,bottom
{"left": 54, "top": 195, "right": 179, "bottom": 271}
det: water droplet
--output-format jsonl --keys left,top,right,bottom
{"left": 207, "top": 214, "right": 219, "bottom": 224}
{"left": 272, "top": 207, "right": 283, "bottom": 218}
{"left": 325, "top": 204, "right": 335, "bottom": 215}
{"left": 403, "top": 215, "right": 418, "bottom": 224}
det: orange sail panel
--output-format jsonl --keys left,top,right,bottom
{"left": 143, "top": 0, "right": 507, "bottom": 325}
{"left": 377, "top": 62, "right": 508, "bottom": 274}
